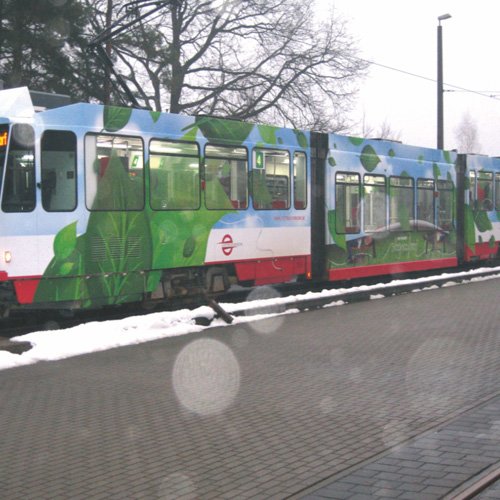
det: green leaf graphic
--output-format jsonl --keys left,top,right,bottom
{"left": 464, "top": 205, "right": 476, "bottom": 249}
{"left": 183, "top": 236, "right": 196, "bottom": 258}
{"left": 53, "top": 221, "right": 77, "bottom": 260}
{"left": 294, "top": 131, "right": 308, "bottom": 148}
{"left": 258, "top": 125, "right": 277, "bottom": 144}
{"left": 433, "top": 163, "right": 441, "bottom": 180}
{"left": 103, "top": 106, "right": 133, "bottom": 132}
{"left": 328, "top": 156, "right": 336, "bottom": 167}
{"left": 181, "top": 124, "right": 199, "bottom": 142}
{"left": 327, "top": 210, "right": 346, "bottom": 251}
{"left": 150, "top": 111, "right": 161, "bottom": 123}
{"left": 473, "top": 209, "right": 493, "bottom": 232}
{"left": 194, "top": 116, "right": 253, "bottom": 144}
{"left": 59, "top": 262, "right": 74, "bottom": 276}
{"left": 348, "top": 137, "right": 364, "bottom": 146}
{"left": 360, "top": 145, "right": 380, "bottom": 172}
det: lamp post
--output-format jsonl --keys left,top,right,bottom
{"left": 437, "top": 13, "right": 452, "bottom": 150}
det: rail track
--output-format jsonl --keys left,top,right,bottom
{"left": 1, "top": 264, "right": 499, "bottom": 354}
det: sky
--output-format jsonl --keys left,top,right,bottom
{"left": 318, "top": 0, "right": 500, "bottom": 155}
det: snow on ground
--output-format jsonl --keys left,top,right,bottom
{"left": 0, "top": 267, "right": 499, "bottom": 372}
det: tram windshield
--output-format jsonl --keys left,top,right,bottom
{"left": 0, "top": 124, "right": 8, "bottom": 194}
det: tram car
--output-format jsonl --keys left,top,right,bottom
{"left": 0, "top": 87, "right": 499, "bottom": 317}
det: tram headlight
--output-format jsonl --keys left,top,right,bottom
{"left": 4, "top": 251, "right": 11, "bottom": 264}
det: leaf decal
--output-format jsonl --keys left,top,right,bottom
{"left": 360, "top": 145, "right": 380, "bottom": 172}
{"left": 59, "top": 262, "right": 74, "bottom": 276}
{"left": 294, "top": 130, "right": 308, "bottom": 148}
{"left": 183, "top": 236, "right": 196, "bottom": 258}
{"left": 181, "top": 124, "right": 199, "bottom": 142}
{"left": 327, "top": 210, "right": 346, "bottom": 251}
{"left": 194, "top": 116, "right": 253, "bottom": 144}
{"left": 258, "top": 125, "right": 277, "bottom": 144}
{"left": 433, "top": 163, "right": 441, "bottom": 180}
{"left": 348, "top": 137, "right": 364, "bottom": 146}
{"left": 103, "top": 106, "right": 133, "bottom": 132}
{"left": 328, "top": 156, "right": 336, "bottom": 167}
{"left": 473, "top": 209, "right": 493, "bottom": 232}
{"left": 443, "top": 150, "right": 452, "bottom": 164}
{"left": 388, "top": 149, "right": 396, "bottom": 158}
{"left": 150, "top": 111, "right": 161, "bottom": 123}
{"left": 54, "top": 221, "right": 77, "bottom": 260}
{"left": 464, "top": 205, "right": 476, "bottom": 249}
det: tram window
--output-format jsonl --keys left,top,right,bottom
{"left": 389, "top": 176, "right": 414, "bottom": 231}
{"left": 417, "top": 178, "right": 435, "bottom": 228}
{"left": 85, "top": 134, "right": 144, "bottom": 211}
{"left": 149, "top": 140, "right": 200, "bottom": 210}
{"left": 0, "top": 125, "right": 8, "bottom": 195}
{"left": 477, "top": 171, "right": 493, "bottom": 211}
{"left": 495, "top": 173, "right": 500, "bottom": 211}
{"left": 252, "top": 149, "right": 290, "bottom": 210}
{"left": 41, "top": 131, "right": 77, "bottom": 212}
{"left": 294, "top": 152, "right": 307, "bottom": 209}
{"left": 1, "top": 124, "right": 36, "bottom": 213}
{"left": 335, "top": 172, "right": 360, "bottom": 234}
{"left": 364, "top": 175, "right": 386, "bottom": 232}
{"left": 469, "top": 170, "right": 476, "bottom": 208}
{"left": 205, "top": 144, "right": 247, "bottom": 210}
{"left": 437, "top": 179, "right": 454, "bottom": 229}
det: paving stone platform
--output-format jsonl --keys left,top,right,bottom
{"left": 301, "top": 394, "right": 500, "bottom": 499}
{"left": 0, "top": 278, "right": 499, "bottom": 499}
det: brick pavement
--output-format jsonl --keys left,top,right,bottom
{"left": 0, "top": 278, "right": 499, "bottom": 499}
{"left": 301, "top": 394, "right": 500, "bottom": 499}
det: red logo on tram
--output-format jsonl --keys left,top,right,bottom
{"left": 219, "top": 234, "right": 239, "bottom": 256}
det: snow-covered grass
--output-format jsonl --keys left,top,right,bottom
{"left": 1, "top": 267, "right": 498, "bottom": 372}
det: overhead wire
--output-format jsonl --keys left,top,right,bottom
{"left": 357, "top": 57, "right": 500, "bottom": 102}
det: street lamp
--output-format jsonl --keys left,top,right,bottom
{"left": 437, "top": 13, "right": 452, "bottom": 150}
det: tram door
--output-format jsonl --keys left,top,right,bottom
{"left": 38, "top": 130, "right": 79, "bottom": 273}
{"left": 0, "top": 124, "right": 40, "bottom": 282}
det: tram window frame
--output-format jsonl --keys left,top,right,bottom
{"left": 389, "top": 176, "right": 415, "bottom": 231}
{"left": 335, "top": 172, "right": 361, "bottom": 234}
{"left": 437, "top": 179, "right": 454, "bottom": 229}
{"left": 0, "top": 124, "right": 8, "bottom": 195}
{"left": 477, "top": 171, "right": 493, "bottom": 211}
{"left": 495, "top": 173, "right": 500, "bottom": 211}
{"left": 41, "top": 130, "right": 77, "bottom": 212}
{"left": 85, "top": 133, "right": 145, "bottom": 211}
{"left": 469, "top": 170, "right": 476, "bottom": 208}
{"left": 1, "top": 123, "right": 36, "bottom": 213}
{"left": 204, "top": 144, "right": 248, "bottom": 210}
{"left": 149, "top": 139, "right": 200, "bottom": 211}
{"left": 293, "top": 151, "right": 307, "bottom": 210}
{"left": 363, "top": 174, "right": 386, "bottom": 233}
{"left": 252, "top": 148, "right": 290, "bottom": 210}
{"left": 416, "top": 178, "right": 435, "bottom": 228}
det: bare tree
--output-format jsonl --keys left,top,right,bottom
{"left": 357, "top": 113, "right": 401, "bottom": 142}
{"left": 454, "top": 111, "right": 481, "bottom": 153}
{"left": 374, "top": 119, "right": 402, "bottom": 142}
{"left": 86, "top": 0, "right": 367, "bottom": 131}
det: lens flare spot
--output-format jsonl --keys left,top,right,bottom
{"left": 173, "top": 338, "right": 240, "bottom": 416}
